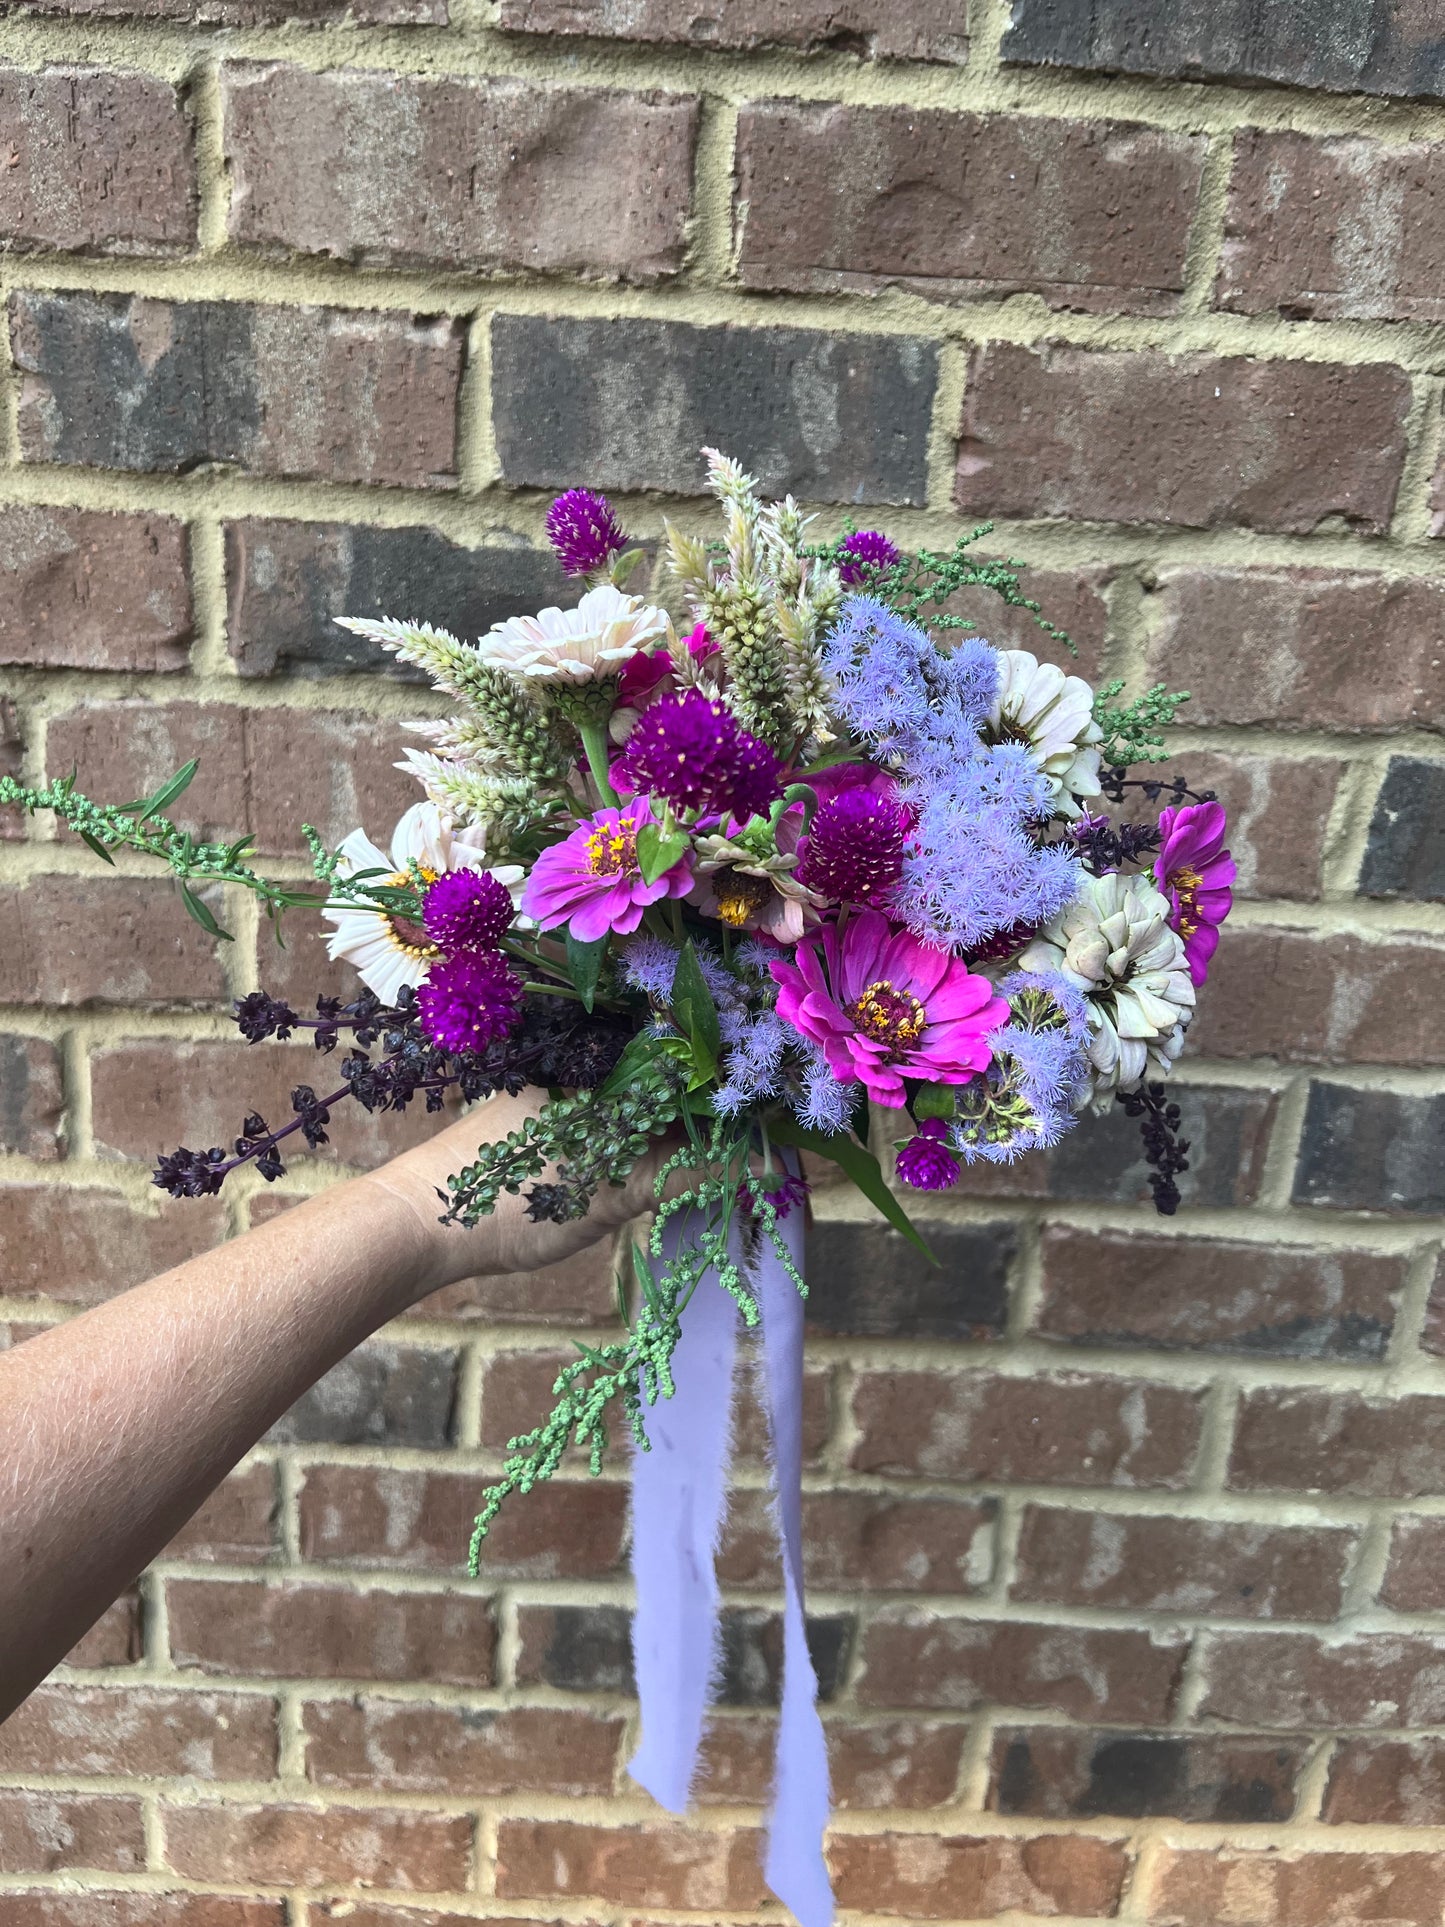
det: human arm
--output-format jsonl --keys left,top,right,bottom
{"left": 0, "top": 1092, "right": 661, "bottom": 1721}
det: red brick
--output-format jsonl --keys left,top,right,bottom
{"left": 298, "top": 1464, "right": 627, "bottom": 1579}
{"left": 1012, "top": 1506, "right": 1355, "bottom": 1620}
{"left": 1144, "top": 566, "right": 1445, "bottom": 730}
{"left": 1219, "top": 130, "right": 1445, "bottom": 322}
{"left": 956, "top": 343, "right": 1411, "bottom": 534}
{"left": 0, "top": 1033, "right": 64, "bottom": 1158}
{"left": 0, "top": 507, "right": 190, "bottom": 670}
{"left": 0, "top": 1185, "right": 225, "bottom": 1306}
{"left": 1230, "top": 1386, "right": 1445, "bottom": 1498}
{"left": 698, "top": 1716, "right": 967, "bottom": 1809}
{"left": 738, "top": 103, "right": 1201, "bottom": 313}
{"left": 990, "top": 1727, "right": 1306, "bottom": 1822}
{"left": 732, "top": 1353, "right": 833, "bottom": 1466}
{"left": 0, "top": 1791, "right": 145, "bottom": 1872}
{"left": 1421, "top": 1249, "right": 1445, "bottom": 1354}
{"left": 1146, "top": 1846, "right": 1445, "bottom": 1925}
{"left": 499, "top": 0, "right": 968, "bottom": 59}
{"left": 0, "top": 66, "right": 193, "bottom": 254}
{"left": 828, "top": 1830, "right": 1130, "bottom": 1918}
{"left": 1199, "top": 1630, "right": 1445, "bottom": 1727}
{"left": 310, "top": 1910, "right": 570, "bottom": 1927}
{"left": 165, "top": 1576, "right": 494, "bottom": 1685}
{"left": 223, "top": 65, "right": 697, "bottom": 280}
{"left": 305, "top": 1698, "right": 622, "bottom": 1795}
{"left": 90, "top": 1038, "right": 440, "bottom": 1170}
{"left": 12, "top": 293, "right": 463, "bottom": 489}
{"left": 850, "top": 1368, "right": 1204, "bottom": 1486}
{"left": 164, "top": 1464, "right": 277, "bottom": 1564}
{"left": 1, "top": 695, "right": 22, "bottom": 838}
{"left": 717, "top": 1486, "right": 994, "bottom": 1594}
{"left": 64, "top": 1589, "right": 143, "bottom": 1667}
{"left": 162, "top": 1801, "right": 472, "bottom": 1891}
{"left": 496, "top": 1820, "right": 766, "bottom": 1909}
{"left": 860, "top": 1615, "right": 1188, "bottom": 1721}
{"left": 0, "top": 878, "right": 225, "bottom": 1007}
{"left": 2, "top": 1902, "right": 284, "bottom": 1927}
{"left": 1036, "top": 1228, "right": 1404, "bottom": 1362}
{"left": 941, "top": 564, "right": 1113, "bottom": 686}
{"left": 1325, "top": 1737, "right": 1445, "bottom": 1825}
{"left": 1189, "top": 927, "right": 1445, "bottom": 1065}
{"left": 1380, "top": 1514, "right": 1445, "bottom": 1610}
{"left": 0, "top": 1684, "right": 277, "bottom": 1776}
{"left": 1178, "top": 750, "right": 1343, "bottom": 900}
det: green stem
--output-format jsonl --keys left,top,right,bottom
{"left": 578, "top": 721, "right": 620, "bottom": 808}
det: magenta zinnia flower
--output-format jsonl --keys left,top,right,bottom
{"left": 795, "top": 785, "right": 910, "bottom": 907}
{"left": 896, "top": 1118, "right": 961, "bottom": 1192}
{"left": 523, "top": 795, "right": 693, "bottom": 943}
{"left": 1154, "top": 800, "right": 1235, "bottom": 988}
{"left": 423, "top": 869, "right": 514, "bottom": 953}
{"left": 837, "top": 530, "right": 902, "bottom": 587}
{"left": 769, "top": 908, "right": 1009, "bottom": 1107}
{"left": 620, "top": 688, "right": 782, "bottom": 822}
{"left": 418, "top": 950, "right": 523, "bottom": 1054}
{"left": 546, "top": 488, "right": 627, "bottom": 577}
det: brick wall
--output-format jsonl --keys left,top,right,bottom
{"left": 1, "top": 0, "right": 1444, "bottom": 1921}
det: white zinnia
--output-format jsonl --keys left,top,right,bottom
{"left": 987, "top": 649, "right": 1104, "bottom": 820}
{"left": 1019, "top": 871, "right": 1194, "bottom": 1111}
{"left": 478, "top": 584, "right": 670, "bottom": 685}
{"left": 322, "top": 801, "right": 525, "bottom": 1005}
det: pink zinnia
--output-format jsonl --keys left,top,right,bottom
{"left": 1154, "top": 800, "right": 1235, "bottom": 988}
{"left": 523, "top": 795, "right": 693, "bottom": 943}
{"left": 769, "top": 907, "right": 1009, "bottom": 1107}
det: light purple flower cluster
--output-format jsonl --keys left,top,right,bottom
{"left": 821, "top": 597, "right": 997, "bottom": 759}
{"left": 545, "top": 488, "right": 628, "bottom": 578}
{"left": 951, "top": 969, "right": 1093, "bottom": 1167}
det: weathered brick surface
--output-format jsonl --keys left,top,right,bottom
{"left": 0, "top": 507, "right": 191, "bottom": 670}
{"left": 1231, "top": 1385, "right": 1445, "bottom": 1498}
{"left": 1178, "top": 750, "right": 1342, "bottom": 900}
{"left": 1379, "top": 1513, "right": 1445, "bottom": 1609}
{"left": 717, "top": 1486, "right": 995, "bottom": 1593}
{"left": 223, "top": 66, "right": 698, "bottom": 279}
{"left": 737, "top": 104, "right": 1204, "bottom": 312}
{"left": 1199, "top": 1631, "right": 1445, "bottom": 1727}
{"left": 699, "top": 1715, "right": 968, "bottom": 1809}
{"left": 304, "top": 1699, "right": 623, "bottom": 1795}
{"left": 492, "top": 315, "right": 937, "bottom": 504}
{"left": 0, "top": 878, "right": 225, "bottom": 1007}
{"left": 828, "top": 1830, "right": 1130, "bottom": 1917}
{"left": 0, "top": 696, "right": 21, "bottom": 838}
{"left": 0, "top": 1032, "right": 65, "bottom": 1158}
{"left": 989, "top": 1727, "right": 1305, "bottom": 1822}
{"left": 956, "top": 344, "right": 1411, "bottom": 534}
{"left": 67, "top": 1589, "right": 143, "bottom": 1666}
{"left": 1360, "top": 757, "right": 1445, "bottom": 899}
{"left": 266, "top": 1340, "right": 458, "bottom": 1447}
{"left": 0, "top": 1685, "right": 277, "bottom": 1777}
{"left": 12, "top": 292, "right": 463, "bottom": 487}
{"left": 12, "top": 0, "right": 439, "bottom": 19}
{"left": 805, "top": 1218, "right": 1014, "bottom": 1338}
{"left": 3, "top": 1903, "right": 285, "bottom": 1927}
{"left": 1293, "top": 1081, "right": 1445, "bottom": 1214}
{"left": 496, "top": 1819, "right": 766, "bottom": 1909}
{"left": 1144, "top": 1846, "right": 1445, "bottom": 1924}
{"left": 0, "top": 66, "right": 194, "bottom": 255}
{"left": 162, "top": 1802, "right": 474, "bottom": 1891}
{"left": 164, "top": 1464, "right": 277, "bottom": 1564}
{"left": 0, "top": 1184, "right": 225, "bottom": 1304}
{"left": 1324, "top": 1737, "right": 1445, "bottom": 1825}
{"left": 0, "top": 1790, "right": 146, "bottom": 1872}
{"left": 499, "top": 0, "right": 969, "bottom": 61}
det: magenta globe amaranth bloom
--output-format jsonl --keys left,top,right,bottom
{"left": 620, "top": 688, "right": 782, "bottom": 822}
{"left": 423, "top": 869, "right": 514, "bottom": 954}
{"left": 769, "top": 907, "right": 1009, "bottom": 1107}
{"left": 545, "top": 488, "right": 627, "bottom": 577}
{"left": 896, "top": 1118, "right": 961, "bottom": 1191}
{"left": 795, "top": 785, "right": 909, "bottom": 907}
{"left": 523, "top": 795, "right": 693, "bottom": 943}
{"left": 1154, "top": 800, "right": 1235, "bottom": 987}
{"left": 418, "top": 949, "right": 523, "bottom": 1054}
{"left": 837, "top": 530, "right": 902, "bottom": 587}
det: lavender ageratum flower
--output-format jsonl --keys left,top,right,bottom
{"left": 546, "top": 489, "right": 627, "bottom": 577}
{"left": 795, "top": 1040, "right": 859, "bottom": 1132}
{"left": 422, "top": 869, "right": 515, "bottom": 954}
{"left": 620, "top": 688, "right": 782, "bottom": 821}
{"left": 837, "top": 530, "right": 902, "bottom": 587}
{"left": 417, "top": 949, "right": 524, "bottom": 1054}
{"left": 619, "top": 933, "right": 683, "bottom": 1002}
{"left": 795, "top": 785, "right": 910, "bottom": 907}
{"left": 822, "top": 597, "right": 998, "bottom": 758}
{"left": 896, "top": 1119, "right": 961, "bottom": 1191}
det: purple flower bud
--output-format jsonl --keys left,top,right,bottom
{"left": 794, "top": 786, "right": 909, "bottom": 906}
{"left": 896, "top": 1117, "right": 961, "bottom": 1192}
{"left": 546, "top": 489, "right": 627, "bottom": 577}
{"left": 837, "top": 530, "right": 902, "bottom": 587}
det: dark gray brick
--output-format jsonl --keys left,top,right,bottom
{"left": 226, "top": 520, "right": 571, "bottom": 678}
{"left": 492, "top": 314, "right": 937, "bottom": 505}
{"left": 717, "top": 1609, "right": 854, "bottom": 1708}
{"left": 1293, "top": 1082, "right": 1445, "bottom": 1215}
{"left": 1001, "top": 0, "right": 1445, "bottom": 102}
{"left": 266, "top": 1341, "right": 459, "bottom": 1447}
{"left": 1360, "top": 759, "right": 1445, "bottom": 901}
{"left": 990, "top": 1728, "right": 1305, "bottom": 1823}
{"left": 805, "top": 1220, "right": 1014, "bottom": 1342}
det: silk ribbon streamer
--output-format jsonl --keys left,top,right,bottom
{"left": 629, "top": 1171, "right": 835, "bottom": 1927}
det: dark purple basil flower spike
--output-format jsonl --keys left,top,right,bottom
{"left": 837, "top": 530, "right": 902, "bottom": 588}
{"left": 546, "top": 489, "right": 628, "bottom": 578}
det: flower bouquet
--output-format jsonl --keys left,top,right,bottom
{"left": 2, "top": 449, "right": 1234, "bottom": 1926}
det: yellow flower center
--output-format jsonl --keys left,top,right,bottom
{"left": 848, "top": 978, "right": 926, "bottom": 1054}
{"left": 713, "top": 873, "right": 771, "bottom": 928}
{"left": 585, "top": 825, "right": 638, "bottom": 879}
{"left": 385, "top": 866, "right": 440, "bottom": 958}
{"left": 1168, "top": 864, "right": 1204, "bottom": 940}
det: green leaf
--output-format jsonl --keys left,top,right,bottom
{"left": 117, "top": 759, "right": 199, "bottom": 820}
{"left": 798, "top": 746, "right": 865, "bottom": 778}
{"left": 597, "top": 1029, "right": 659, "bottom": 1101}
{"left": 636, "top": 822, "right": 690, "bottom": 886}
{"left": 669, "top": 940, "right": 720, "bottom": 1082}
{"left": 609, "top": 547, "right": 646, "bottom": 588}
{"left": 78, "top": 829, "right": 115, "bottom": 866}
{"left": 179, "top": 883, "right": 233, "bottom": 941}
{"left": 565, "top": 929, "right": 609, "bottom": 1013}
{"left": 769, "top": 1118, "right": 937, "bottom": 1264}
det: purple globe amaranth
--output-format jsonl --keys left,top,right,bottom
{"left": 546, "top": 488, "right": 627, "bottom": 577}
{"left": 422, "top": 869, "right": 514, "bottom": 954}
{"left": 896, "top": 1118, "right": 961, "bottom": 1191}
{"left": 795, "top": 785, "right": 909, "bottom": 907}
{"left": 620, "top": 687, "right": 782, "bottom": 822}
{"left": 838, "top": 530, "right": 902, "bottom": 587}
{"left": 417, "top": 949, "right": 524, "bottom": 1054}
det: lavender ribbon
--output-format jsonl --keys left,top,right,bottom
{"left": 629, "top": 1175, "right": 835, "bottom": 1927}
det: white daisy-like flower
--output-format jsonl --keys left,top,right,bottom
{"left": 986, "top": 649, "right": 1104, "bottom": 820}
{"left": 322, "top": 800, "right": 525, "bottom": 1004}
{"left": 478, "top": 584, "right": 671, "bottom": 685}
{"left": 1018, "top": 870, "right": 1195, "bottom": 1111}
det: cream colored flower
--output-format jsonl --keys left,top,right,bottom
{"left": 479, "top": 584, "right": 670, "bottom": 685}
{"left": 1019, "top": 870, "right": 1194, "bottom": 1110}
{"left": 691, "top": 828, "right": 824, "bottom": 945}
{"left": 323, "top": 801, "right": 524, "bottom": 1004}
{"left": 986, "top": 649, "right": 1104, "bottom": 820}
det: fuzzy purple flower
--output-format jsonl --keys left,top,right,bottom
{"left": 417, "top": 949, "right": 523, "bottom": 1054}
{"left": 896, "top": 1118, "right": 961, "bottom": 1191}
{"left": 837, "top": 530, "right": 902, "bottom": 587}
{"left": 620, "top": 688, "right": 782, "bottom": 821}
{"left": 545, "top": 489, "right": 627, "bottom": 578}
{"left": 523, "top": 795, "right": 693, "bottom": 943}
{"left": 795, "top": 785, "right": 910, "bottom": 907}
{"left": 422, "top": 869, "right": 514, "bottom": 954}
